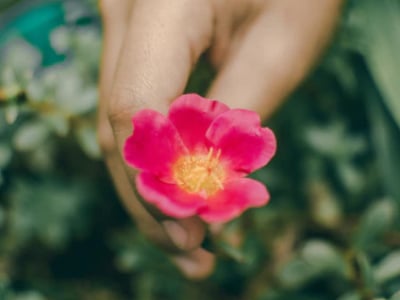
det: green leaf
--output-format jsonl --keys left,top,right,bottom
{"left": 115, "top": 249, "right": 142, "bottom": 272}
{"left": 0, "top": 142, "right": 12, "bottom": 168}
{"left": 13, "top": 120, "right": 51, "bottom": 152}
{"left": 301, "top": 239, "right": 347, "bottom": 276}
{"left": 304, "top": 122, "right": 366, "bottom": 160}
{"left": 357, "top": 0, "right": 400, "bottom": 129}
{"left": 9, "top": 291, "right": 46, "bottom": 300}
{"left": 390, "top": 291, "right": 400, "bottom": 300}
{"left": 49, "top": 26, "right": 70, "bottom": 54}
{"left": 374, "top": 251, "right": 400, "bottom": 284}
{"left": 354, "top": 199, "right": 397, "bottom": 249}
{"left": 279, "top": 240, "right": 348, "bottom": 289}
{"left": 355, "top": 251, "right": 375, "bottom": 290}
{"left": 367, "top": 90, "right": 400, "bottom": 202}
{"left": 1, "top": 39, "right": 42, "bottom": 76}
{"left": 337, "top": 291, "right": 361, "bottom": 300}
{"left": 278, "top": 259, "right": 314, "bottom": 289}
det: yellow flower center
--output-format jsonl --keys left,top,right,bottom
{"left": 172, "top": 147, "right": 226, "bottom": 196}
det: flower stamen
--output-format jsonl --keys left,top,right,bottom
{"left": 172, "top": 147, "right": 226, "bottom": 197}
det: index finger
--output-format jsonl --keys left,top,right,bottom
{"left": 105, "top": 0, "right": 216, "bottom": 261}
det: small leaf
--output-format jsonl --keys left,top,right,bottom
{"left": 279, "top": 240, "right": 348, "bottom": 289}
{"left": 279, "top": 259, "right": 314, "bottom": 289}
{"left": 305, "top": 122, "right": 366, "bottom": 160}
{"left": 357, "top": 0, "right": 400, "bottom": 129}
{"left": 13, "top": 121, "right": 51, "bottom": 152}
{"left": 2, "top": 39, "right": 42, "bottom": 73}
{"left": 115, "top": 249, "right": 142, "bottom": 272}
{"left": 54, "top": 68, "right": 97, "bottom": 114}
{"left": 9, "top": 291, "right": 46, "bottom": 300}
{"left": 301, "top": 239, "right": 347, "bottom": 276}
{"left": 354, "top": 199, "right": 397, "bottom": 250}
{"left": 336, "top": 161, "right": 365, "bottom": 195}
{"left": 50, "top": 26, "right": 70, "bottom": 54}
{"left": 355, "top": 251, "right": 375, "bottom": 290}
{"left": 374, "top": 251, "right": 400, "bottom": 284}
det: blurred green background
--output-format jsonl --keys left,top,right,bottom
{"left": 1, "top": 0, "right": 400, "bottom": 299}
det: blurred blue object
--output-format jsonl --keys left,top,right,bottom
{"left": 0, "top": 0, "right": 65, "bottom": 66}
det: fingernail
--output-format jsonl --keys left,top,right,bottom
{"left": 162, "top": 220, "right": 188, "bottom": 250}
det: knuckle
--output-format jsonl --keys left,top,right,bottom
{"left": 97, "top": 121, "right": 115, "bottom": 155}
{"left": 107, "top": 86, "right": 146, "bottom": 127}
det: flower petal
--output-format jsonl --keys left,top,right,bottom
{"left": 124, "top": 109, "right": 187, "bottom": 179}
{"left": 206, "top": 109, "right": 276, "bottom": 174}
{"left": 168, "top": 94, "right": 229, "bottom": 152}
{"left": 136, "top": 172, "right": 205, "bottom": 218}
{"left": 198, "top": 178, "right": 270, "bottom": 223}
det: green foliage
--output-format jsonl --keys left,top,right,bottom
{"left": 353, "top": 0, "right": 400, "bottom": 128}
{"left": 1, "top": 0, "right": 400, "bottom": 299}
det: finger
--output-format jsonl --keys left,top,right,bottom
{"left": 98, "top": 0, "right": 186, "bottom": 249}
{"left": 105, "top": 0, "right": 215, "bottom": 254}
{"left": 98, "top": 0, "right": 215, "bottom": 278}
{"left": 98, "top": 0, "right": 170, "bottom": 243}
{"left": 208, "top": 0, "right": 344, "bottom": 118}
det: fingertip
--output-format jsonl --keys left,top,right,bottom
{"left": 162, "top": 217, "right": 206, "bottom": 251}
{"left": 171, "top": 248, "right": 216, "bottom": 280}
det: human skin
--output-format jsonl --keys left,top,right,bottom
{"left": 97, "top": 0, "right": 344, "bottom": 279}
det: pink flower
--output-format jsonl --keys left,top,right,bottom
{"left": 123, "top": 94, "right": 277, "bottom": 223}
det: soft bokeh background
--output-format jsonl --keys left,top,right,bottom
{"left": 1, "top": 0, "right": 400, "bottom": 299}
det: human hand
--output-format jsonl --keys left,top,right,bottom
{"left": 97, "top": 0, "right": 343, "bottom": 279}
